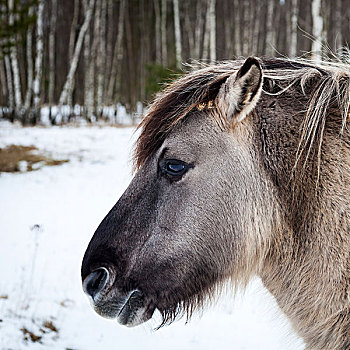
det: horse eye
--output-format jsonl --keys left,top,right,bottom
{"left": 161, "top": 159, "right": 190, "bottom": 178}
{"left": 167, "top": 163, "right": 185, "bottom": 173}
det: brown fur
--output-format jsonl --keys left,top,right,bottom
{"left": 134, "top": 58, "right": 350, "bottom": 349}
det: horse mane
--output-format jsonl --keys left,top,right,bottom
{"left": 134, "top": 58, "right": 350, "bottom": 178}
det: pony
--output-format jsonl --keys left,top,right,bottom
{"left": 82, "top": 56, "right": 350, "bottom": 349}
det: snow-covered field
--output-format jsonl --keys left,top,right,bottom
{"left": 0, "top": 122, "right": 305, "bottom": 350}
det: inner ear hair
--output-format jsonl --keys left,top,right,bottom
{"left": 217, "top": 56, "right": 263, "bottom": 124}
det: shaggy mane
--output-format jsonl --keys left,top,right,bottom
{"left": 134, "top": 58, "right": 350, "bottom": 178}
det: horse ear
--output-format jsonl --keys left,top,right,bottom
{"left": 217, "top": 57, "right": 263, "bottom": 124}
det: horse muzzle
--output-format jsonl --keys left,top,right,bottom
{"left": 83, "top": 268, "right": 154, "bottom": 326}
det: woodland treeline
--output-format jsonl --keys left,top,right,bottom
{"left": 0, "top": 0, "right": 349, "bottom": 124}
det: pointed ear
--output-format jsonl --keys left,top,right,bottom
{"left": 217, "top": 57, "right": 263, "bottom": 124}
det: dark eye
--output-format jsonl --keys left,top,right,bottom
{"left": 161, "top": 159, "right": 191, "bottom": 179}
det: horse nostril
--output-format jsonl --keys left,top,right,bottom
{"left": 83, "top": 267, "right": 109, "bottom": 299}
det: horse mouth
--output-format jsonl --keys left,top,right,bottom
{"left": 93, "top": 289, "right": 155, "bottom": 327}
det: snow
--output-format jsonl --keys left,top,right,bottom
{"left": 0, "top": 122, "right": 305, "bottom": 350}
{"left": 39, "top": 103, "right": 138, "bottom": 126}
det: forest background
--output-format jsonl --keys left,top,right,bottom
{"left": 0, "top": 0, "right": 349, "bottom": 125}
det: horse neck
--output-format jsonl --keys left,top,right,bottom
{"left": 258, "top": 118, "right": 350, "bottom": 349}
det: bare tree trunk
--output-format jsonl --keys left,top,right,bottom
{"left": 107, "top": 0, "right": 125, "bottom": 104}
{"left": 125, "top": 4, "right": 135, "bottom": 107}
{"left": 97, "top": 0, "right": 107, "bottom": 118}
{"left": 85, "top": 0, "right": 101, "bottom": 121}
{"left": 69, "top": 0, "right": 79, "bottom": 62}
{"left": 266, "top": 0, "right": 276, "bottom": 56}
{"left": 84, "top": 11, "right": 91, "bottom": 119}
{"left": 173, "top": 0, "right": 182, "bottom": 69}
{"left": 24, "top": 6, "right": 34, "bottom": 112}
{"left": 233, "top": 0, "right": 241, "bottom": 56}
{"left": 194, "top": 0, "right": 204, "bottom": 59}
{"left": 59, "top": 0, "right": 95, "bottom": 107}
{"left": 0, "top": 61, "right": 6, "bottom": 98}
{"left": 105, "top": 0, "right": 114, "bottom": 94}
{"left": 48, "top": 0, "right": 57, "bottom": 108}
{"left": 290, "top": 0, "right": 298, "bottom": 57}
{"left": 209, "top": 0, "right": 216, "bottom": 62}
{"left": 202, "top": 0, "right": 211, "bottom": 60}
{"left": 4, "top": 56, "right": 14, "bottom": 116}
{"left": 242, "top": 0, "right": 250, "bottom": 56}
{"left": 311, "top": 0, "right": 323, "bottom": 63}
{"left": 67, "top": 0, "right": 79, "bottom": 108}
{"left": 0, "top": 2, "right": 9, "bottom": 108}
{"left": 139, "top": 0, "right": 146, "bottom": 103}
{"left": 223, "top": 0, "right": 232, "bottom": 58}
{"left": 334, "top": 0, "right": 342, "bottom": 49}
{"left": 184, "top": 1, "right": 194, "bottom": 59}
{"left": 8, "top": 0, "right": 22, "bottom": 116}
{"left": 161, "top": 0, "right": 167, "bottom": 65}
{"left": 32, "top": 0, "right": 44, "bottom": 124}
{"left": 85, "top": 52, "right": 95, "bottom": 122}
{"left": 154, "top": 0, "right": 161, "bottom": 64}
{"left": 251, "top": 1, "right": 260, "bottom": 54}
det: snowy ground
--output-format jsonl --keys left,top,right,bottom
{"left": 0, "top": 122, "right": 305, "bottom": 350}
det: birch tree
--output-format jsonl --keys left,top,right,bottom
{"left": 68, "top": 0, "right": 79, "bottom": 62}
{"left": 48, "top": 0, "right": 57, "bottom": 107}
{"left": 97, "top": 0, "right": 107, "bottom": 117}
{"left": 290, "top": 0, "right": 298, "bottom": 57}
{"left": 85, "top": 0, "right": 100, "bottom": 121}
{"left": 223, "top": 1, "right": 232, "bottom": 58}
{"left": 251, "top": 1, "right": 260, "bottom": 54}
{"left": 83, "top": 9, "right": 91, "bottom": 118}
{"left": 184, "top": 1, "right": 194, "bottom": 59}
{"left": 24, "top": 6, "right": 34, "bottom": 112}
{"left": 202, "top": 0, "right": 211, "bottom": 60}
{"left": 105, "top": 0, "right": 114, "bottom": 93}
{"left": 242, "top": 0, "right": 249, "bottom": 56}
{"left": 8, "top": 0, "right": 22, "bottom": 115}
{"left": 265, "top": 0, "right": 276, "bottom": 56}
{"left": 4, "top": 56, "right": 14, "bottom": 115}
{"left": 194, "top": 0, "right": 204, "bottom": 59}
{"left": 311, "top": 0, "right": 323, "bottom": 63}
{"left": 233, "top": 0, "right": 241, "bottom": 56}
{"left": 0, "top": 61, "right": 6, "bottom": 98}
{"left": 209, "top": 0, "right": 216, "bottom": 62}
{"left": 32, "top": 0, "right": 44, "bottom": 123}
{"left": 154, "top": 0, "right": 161, "bottom": 64}
{"left": 67, "top": 0, "right": 79, "bottom": 108}
{"left": 0, "top": 0, "right": 13, "bottom": 114}
{"left": 106, "top": 0, "right": 125, "bottom": 104}
{"left": 173, "top": 0, "right": 182, "bottom": 69}
{"left": 161, "top": 0, "right": 167, "bottom": 65}
{"left": 334, "top": 0, "right": 342, "bottom": 50}
{"left": 59, "top": 0, "right": 95, "bottom": 107}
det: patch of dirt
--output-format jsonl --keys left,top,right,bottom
{"left": 20, "top": 320, "right": 59, "bottom": 344}
{"left": 21, "top": 327, "right": 42, "bottom": 343}
{"left": 43, "top": 320, "right": 59, "bottom": 333}
{"left": 0, "top": 295, "right": 8, "bottom": 299}
{"left": 0, "top": 145, "right": 69, "bottom": 173}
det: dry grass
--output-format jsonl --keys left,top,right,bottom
{"left": 21, "top": 327, "right": 42, "bottom": 343}
{"left": 43, "top": 320, "right": 59, "bottom": 333}
{"left": 0, "top": 145, "right": 69, "bottom": 173}
{"left": 20, "top": 320, "right": 59, "bottom": 343}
